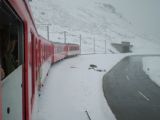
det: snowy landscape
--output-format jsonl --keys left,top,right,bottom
{"left": 28, "top": 0, "right": 160, "bottom": 120}
{"left": 29, "top": 0, "right": 160, "bottom": 54}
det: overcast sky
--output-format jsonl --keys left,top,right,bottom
{"left": 107, "top": 0, "right": 160, "bottom": 40}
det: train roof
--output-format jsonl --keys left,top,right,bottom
{"left": 65, "top": 43, "right": 79, "bottom": 45}
{"left": 51, "top": 41, "right": 79, "bottom": 46}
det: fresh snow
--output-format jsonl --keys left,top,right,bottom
{"left": 37, "top": 54, "right": 129, "bottom": 120}
{"left": 142, "top": 56, "right": 160, "bottom": 87}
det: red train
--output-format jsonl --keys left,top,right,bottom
{"left": 0, "top": 0, "right": 80, "bottom": 120}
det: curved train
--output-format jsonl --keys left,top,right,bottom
{"left": 0, "top": 0, "right": 80, "bottom": 120}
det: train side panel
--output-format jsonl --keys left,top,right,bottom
{"left": 0, "top": 0, "right": 29, "bottom": 120}
{"left": 53, "top": 43, "right": 67, "bottom": 63}
{"left": 38, "top": 37, "right": 53, "bottom": 88}
{"left": 0, "top": 0, "right": 42, "bottom": 120}
{"left": 67, "top": 44, "right": 80, "bottom": 57}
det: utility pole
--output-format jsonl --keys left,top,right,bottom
{"left": 36, "top": 23, "right": 51, "bottom": 41}
{"left": 93, "top": 37, "right": 95, "bottom": 54}
{"left": 105, "top": 40, "right": 106, "bottom": 53}
{"left": 80, "top": 34, "right": 81, "bottom": 54}
{"left": 47, "top": 25, "right": 49, "bottom": 41}
{"left": 64, "top": 31, "right": 67, "bottom": 43}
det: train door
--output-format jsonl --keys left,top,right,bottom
{"left": 31, "top": 33, "right": 35, "bottom": 108}
{"left": 36, "top": 39, "right": 40, "bottom": 87}
{"left": 0, "top": 1, "right": 24, "bottom": 120}
{"left": 38, "top": 40, "right": 42, "bottom": 89}
{"left": 35, "top": 39, "right": 38, "bottom": 84}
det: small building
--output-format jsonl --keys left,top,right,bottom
{"left": 111, "top": 41, "right": 132, "bottom": 53}
{"left": 121, "top": 41, "right": 130, "bottom": 46}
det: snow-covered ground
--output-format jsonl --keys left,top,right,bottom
{"left": 37, "top": 54, "right": 129, "bottom": 120}
{"left": 143, "top": 56, "right": 160, "bottom": 87}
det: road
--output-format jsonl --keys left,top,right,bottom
{"left": 103, "top": 56, "right": 160, "bottom": 120}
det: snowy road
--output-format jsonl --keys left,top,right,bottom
{"left": 103, "top": 56, "right": 160, "bottom": 120}
{"left": 37, "top": 54, "right": 128, "bottom": 120}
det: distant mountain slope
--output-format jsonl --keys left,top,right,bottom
{"left": 30, "top": 0, "right": 160, "bottom": 54}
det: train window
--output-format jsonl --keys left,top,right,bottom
{"left": 0, "top": 30, "right": 4, "bottom": 80}
{"left": 69, "top": 46, "right": 78, "bottom": 51}
{"left": 0, "top": 1, "right": 24, "bottom": 79}
{"left": 0, "top": 1, "right": 24, "bottom": 120}
{"left": 57, "top": 46, "right": 63, "bottom": 53}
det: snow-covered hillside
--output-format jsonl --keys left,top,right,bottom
{"left": 29, "top": 0, "right": 160, "bottom": 54}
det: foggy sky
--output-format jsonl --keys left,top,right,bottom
{"left": 107, "top": 0, "right": 160, "bottom": 40}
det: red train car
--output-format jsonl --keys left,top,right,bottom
{"left": 52, "top": 42, "right": 67, "bottom": 63}
{"left": 0, "top": 0, "right": 80, "bottom": 120}
{"left": 0, "top": 0, "right": 53, "bottom": 120}
{"left": 38, "top": 36, "right": 53, "bottom": 87}
{"left": 66, "top": 43, "right": 80, "bottom": 57}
